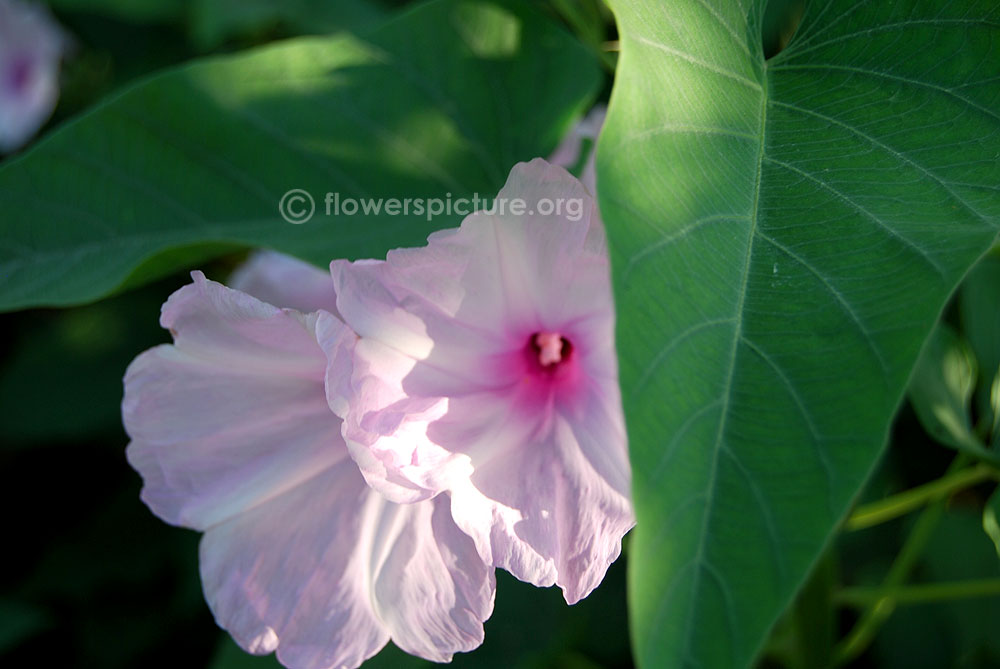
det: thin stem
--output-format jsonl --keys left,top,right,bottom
{"left": 836, "top": 579, "right": 1000, "bottom": 607}
{"left": 846, "top": 463, "right": 998, "bottom": 531}
{"left": 834, "top": 455, "right": 968, "bottom": 665}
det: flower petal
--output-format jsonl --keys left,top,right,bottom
{"left": 317, "top": 319, "right": 474, "bottom": 505}
{"left": 200, "top": 458, "right": 387, "bottom": 668}
{"left": 201, "top": 457, "right": 495, "bottom": 669}
{"left": 329, "top": 159, "right": 634, "bottom": 601}
{"left": 369, "top": 492, "right": 495, "bottom": 661}
{"left": 438, "top": 392, "right": 633, "bottom": 603}
{"left": 125, "top": 272, "right": 495, "bottom": 668}
{"left": 229, "top": 251, "right": 340, "bottom": 316}
{"left": 123, "top": 272, "right": 344, "bottom": 530}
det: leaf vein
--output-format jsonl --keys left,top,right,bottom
{"left": 764, "top": 156, "right": 949, "bottom": 279}
{"left": 770, "top": 99, "right": 995, "bottom": 228}
{"left": 755, "top": 229, "right": 889, "bottom": 374}
{"left": 634, "top": 35, "right": 762, "bottom": 91}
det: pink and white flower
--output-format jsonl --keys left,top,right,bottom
{"left": 0, "top": 0, "right": 67, "bottom": 153}
{"left": 124, "top": 138, "right": 630, "bottom": 668}
{"left": 327, "top": 158, "right": 634, "bottom": 604}
{"left": 123, "top": 260, "right": 495, "bottom": 669}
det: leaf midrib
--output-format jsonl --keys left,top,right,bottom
{"left": 663, "top": 56, "right": 771, "bottom": 669}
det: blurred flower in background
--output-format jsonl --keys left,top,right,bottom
{"left": 0, "top": 0, "right": 67, "bottom": 153}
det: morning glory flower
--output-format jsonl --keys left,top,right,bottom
{"left": 325, "top": 158, "right": 634, "bottom": 604}
{"left": 0, "top": 0, "right": 66, "bottom": 153}
{"left": 123, "top": 260, "right": 495, "bottom": 669}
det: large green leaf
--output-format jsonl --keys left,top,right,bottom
{"left": 49, "top": 0, "right": 386, "bottom": 46}
{"left": 189, "top": 0, "right": 387, "bottom": 48}
{"left": 597, "top": 1, "right": 1000, "bottom": 667}
{"left": 0, "top": 0, "right": 598, "bottom": 311}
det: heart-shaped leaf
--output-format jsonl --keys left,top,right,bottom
{"left": 597, "top": 1, "right": 1000, "bottom": 666}
{"left": 0, "top": 0, "right": 599, "bottom": 311}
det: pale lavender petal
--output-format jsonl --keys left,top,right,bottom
{"left": 123, "top": 272, "right": 345, "bottom": 530}
{"left": 368, "top": 492, "right": 495, "bottom": 661}
{"left": 199, "top": 450, "right": 385, "bottom": 668}
{"left": 201, "top": 457, "right": 494, "bottom": 668}
{"left": 316, "top": 312, "right": 471, "bottom": 504}
{"left": 229, "top": 250, "right": 340, "bottom": 316}
{"left": 330, "top": 159, "right": 634, "bottom": 601}
{"left": 439, "top": 392, "right": 632, "bottom": 604}
{"left": 330, "top": 253, "right": 512, "bottom": 396}
{"left": 568, "top": 377, "right": 631, "bottom": 499}
{"left": 126, "top": 272, "right": 495, "bottom": 667}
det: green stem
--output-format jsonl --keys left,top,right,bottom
{"left": 836, "top": 579, "right": 1000, "bottom": 607}
{"left": 845, "top": 463, "right": 998, "bottom": 531}
{"left": 834, "top": 455, "right": 968, "bottom": 665}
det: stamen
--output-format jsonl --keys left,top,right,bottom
{"left": 535, "top": 331, "right": 568, "bottom": 366}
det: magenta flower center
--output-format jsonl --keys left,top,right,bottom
{"left": 531, "top": 331, "right": 572, "bottom": 368}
